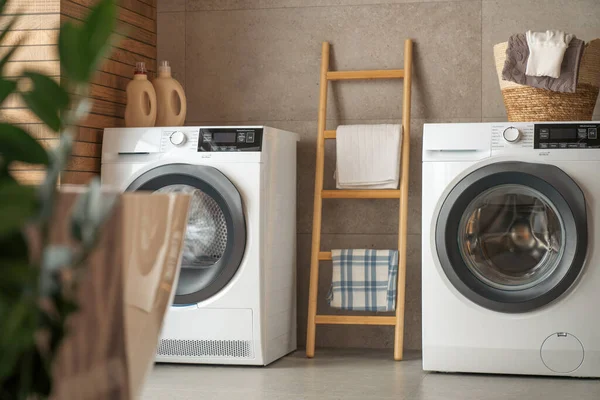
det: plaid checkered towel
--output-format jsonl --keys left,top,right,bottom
{"left": 327, "top": 249, "right": 398, "bottom": 312}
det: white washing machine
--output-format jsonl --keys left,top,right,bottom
{"left": 101, "top": 126, "right": 298, "bottom": 365}
{"left": 422, "top": 122, "right": 600, "bottom": 377}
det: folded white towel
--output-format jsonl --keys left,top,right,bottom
{"left": 525, "top": 30, "right": 573, "bottom": 78}
{"left": 335, "top": 124, "right": 402, "bottom": 189}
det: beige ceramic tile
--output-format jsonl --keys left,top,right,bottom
{"left": 157, "top": 0, "right": 185, "bottom": 12}
{"left": 482, "top": 0, "right": 600, "bottom": 119}
{"left": 296, "top": 233, "right": 422, "bottom": 350}
{"left": 157, "top": 12, "right": 186, "bottom": 88}
{"left": 187, "top": 0, "right": 479, "bottom": 12}
{"left": 184, "top": 1, "right": 482, "bottom": 122}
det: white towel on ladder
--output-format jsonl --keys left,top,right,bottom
{"left": 335, "top": 124, "right": 402, "bottom": 189}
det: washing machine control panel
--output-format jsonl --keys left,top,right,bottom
{"left": 198, "top": 128, "right": 263, "bottom": 152}
{"left": 534, "top": 123, "right": 600, "bottom": 149}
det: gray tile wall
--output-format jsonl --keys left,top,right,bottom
{"left": 157, "top": 0, "right": 600, "bottom": 351}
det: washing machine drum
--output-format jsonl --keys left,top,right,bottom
{"left": 127, "top": 164, "right": 246, "bottom": 305}
{"left": 436, "top": 161, "right": 587, "bottom": 313}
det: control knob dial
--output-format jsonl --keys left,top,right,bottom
{"left": 170, "top": 131, "right": 187, "bottom": 146}
{"left": 503, "top": 126, "right": 521, "bottom": 143}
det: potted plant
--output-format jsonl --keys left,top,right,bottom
{"left": 0, "top": 1, "right": 119, "bottom": 398}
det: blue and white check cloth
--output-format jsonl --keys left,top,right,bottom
{"left": 327, "top": 249, "right": 399, "bottom": 312}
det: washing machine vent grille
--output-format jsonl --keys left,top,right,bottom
{"left": 157, "top": 339, "right": 253, "bottom": 359}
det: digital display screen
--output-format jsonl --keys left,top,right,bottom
{"left": 550, "top": 128, "right": 576, "bottom": 140}
{"left": 213, "top": 131, "right": 236, "bottom": 143}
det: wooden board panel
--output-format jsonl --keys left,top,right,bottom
{"left": 72, "top": 141, "right": 102, "bottom": 157}
{"left": 70, "top": 0, "right": 155, "bottom": 20}
{"left": 11, "top": 170, "right": 46, "bottom": 185}
{"left": 4, "top": 0, "right": 60, "bottom": 15}
{"left": 98, "top": 58, "right": 136, "bottom": 79}
{"left": 5, "top": 61, "right": 61, "bottom": 77}
{"left": 11, "top": 161, "right": 45, "bottom": 171}
{"left": 79, "top": 112, "right": 124, "bottom": 129}
{"left": 0, "top": 108, "right": 42, "bottom": 124}
{"left": 90, "top": 98, "right": 126, "bottom": 118}
{"left": 15, "top": 123, "right": 57, "bottom": 139}
{"left": 118, "top": 0, "right": 156, "bottom": 19}
{"left": 110, "top": 46, "right": 156, "bottom": 71}
{"left": 1, "top": 93, "right": 25, "bottom": 109}
{"left": 115, "top": 4, "right": 155, "bottom": 32}
{"left": 88, "top": 84, "right": 127, "bottom": 105}
{"left": 114, "top": 20, "right": 156, "bottom": 47}
{"left": 91, "top": 70, "right": 130, "bottom": 91}
{"left": 61, "top": 13, "right": 156, "bottom": 46}
{"left": 75, "top": 127, "right": 104, "bottom": 143}
{"left": 63, "top": 156, "right": 101, "bottom": 172}
{"left": 61, "top": 171, "right": 98, "bottom": 184}
{"left": 13, "top": 156, "right": 102, "bottom": 173}
{"left": 135, "top": 0, "right": 156, "bottom": 8}
{"left": 114, "top": 34, "right": 156, "bottom": 60}
{"left": 61, "top": 1, "right": 155, "bottom": 34}
{"left": 35, "top": 139, "right": 102, "bottom": 157}
{"left": 0, "top": 45, "right": 58, "bottom": 62}
{"left": 0, "top": 108, "right": 111, "bottom": 128}
{"left": 0, "top": 29, "right": 59, "bottom": 46}
{"left": 0, "top": 14, "right": 61, "bottom": 30}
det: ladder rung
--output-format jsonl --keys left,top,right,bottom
{"left": 326, "top": 69, "right": 404, "bottom": 80}
{"left": 324, "top": 130, "right": 336, "bottom": 139}
{"left": 322, "top": 190, "right": 401, "bottom": 199}
{"left": 315, "top": 315, "right": 396, "bottom": 326}
{"left": 318, "top": 251, "right": 332, "bottom": 260}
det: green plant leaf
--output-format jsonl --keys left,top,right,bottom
{"left": 58, "top": 0, "right": 117, "bottom": 83}
{"left": 82, "top": 0, "right": 117, "bottom": 75}
{"left": 58, "top": 22, "right": 87, "bottom": 83}
{"left": 0, "top": 45, "right": 18, "bottom": 73}
{"left": 24, "top": 72, "right": 69, "bottom": 110}
{"left": 21, "top": 73, "right": 68, "bottom": 132}
{"left": 0, "top": 79, "right": 16, "bottom": 105}
{"left": 40, "top": 246, "right": 73, "bottom": 295}
{"left": 71, "top": 177, "right": 116, "bottom": 248}
{"left": 0, "top": 231, "right": 28, "bottom": 261}
{"left": 0, "top": 294, "right": 37, "bottom": 382}
{"left": 0, "top": 182, "right": 37, "bottom": 239}
{"left": 0, "top": 262, "right": 37, "bottom": 302}
{"left": 0, "top": 123, "right": 50, "bottom": 165}
{"left": 37, "top": 134, "right": 72, "bottom": 223}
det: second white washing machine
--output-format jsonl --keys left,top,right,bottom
{"left": 422, "top": 122, "right": 600, "bottom": 377}
{"left": 101, "top": 126, "right": 298, "bottom": 365}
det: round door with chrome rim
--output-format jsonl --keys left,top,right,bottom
{"left": 127, "top": 164, "right": 246, "bottom": 305}
{"left": 436, "top": 161, "right": 587, "bottom": 313}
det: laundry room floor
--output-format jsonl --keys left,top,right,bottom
{"left": 141, "top": 349, "right": 600, "bottom": 399}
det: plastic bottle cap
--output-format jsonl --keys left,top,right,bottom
{"left": 158, "top": 60, "right": 171, "bottom": 75}
{"left": 135, "top": 62, "right": 147, "bottom": 74}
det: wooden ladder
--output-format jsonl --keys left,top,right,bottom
{"left": 305, "top": 39, "right": 413, "bottom": 361}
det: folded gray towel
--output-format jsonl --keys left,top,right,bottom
{"left": 502, "top": 33, "right": 585, "bottom": 93}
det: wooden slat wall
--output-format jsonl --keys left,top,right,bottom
{"left": 1, "top": 0, "right": 157, "bottom": 185}
{"left": 60, "top": 0, "right": 157, "bottom": 185}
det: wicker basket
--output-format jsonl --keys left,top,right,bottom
{"left": 494, "top": 39, "right": 600, "bottom": 122}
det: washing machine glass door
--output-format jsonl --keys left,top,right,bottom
{"left": 126, "top": 164, "right": 246, "bottom": 305}
{"left": 436, "top": 161, "right": 587, "bottom": 313}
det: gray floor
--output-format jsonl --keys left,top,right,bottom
{"left": 142, "top": 349, "right": 600, "bottom": 399}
